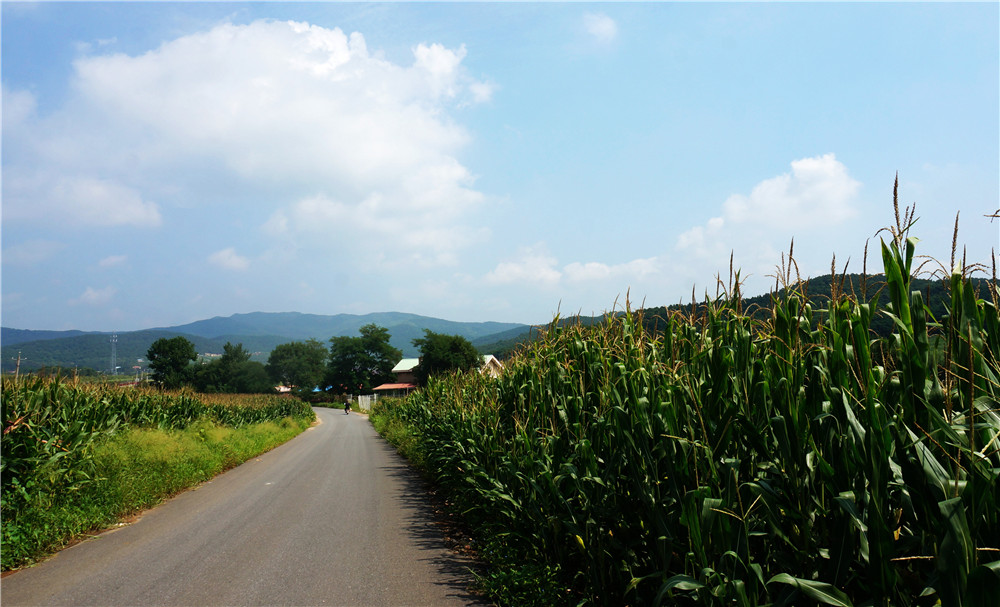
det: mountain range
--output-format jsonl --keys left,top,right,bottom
{"left": 1, "top": 312, "right": 528, "bottom": 374}
{"left": 4, "top": 273, "right": 996, "bottom": 375}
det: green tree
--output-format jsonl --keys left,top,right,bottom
{"left": 327, "top": 324, "right": 402, "bottom": 393}
{"left": 266, "top": 339, "right": 327, "bottom": 390}
{"left": 228, "top": 361, "right": 274, "bottom": 393}
{"left": 220, "top": 342, "right": 251, "bottom": 367}
{"left": 146, "top": 336, "right": 197, "bottom": 389}
{"left": 192, "top": 359, "right": 225, "bottom": 393}
{"left": 192, "top": 342, "right": 272, "bottom": 393}
{"left": 412, "top": 330, "right": 481, "bottom": 386}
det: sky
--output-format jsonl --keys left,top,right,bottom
{"left": 2, "top": 2, "right": 998, "bottom": 332}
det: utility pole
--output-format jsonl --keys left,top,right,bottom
{"left": 110, "top": 333, "right": 118, "bottom": 377}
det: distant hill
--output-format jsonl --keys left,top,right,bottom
{"left": 1, "top": 328, "right": 94, "bottom": 346}
{"left": 154, "top": 311, "right": 525, "bottom": 356}
{"left": 6, "top": 276, "right": 995, "bottom": 374}
{"left": 1, "top": 312, "right": 528, "bottom": 374}
{"left": 472, "top": 315, "right": 608, "bottom": 357}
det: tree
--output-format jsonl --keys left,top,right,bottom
{"left": 220, "top": 342, "right": 251, "bottom": 367}
{"left": 147, "top": 336, "right": 197, "bottom": 389}
{"left": 266, "top": 339, "right": 327, "bottom": 390}
{"left": 227, "top": 361, "right": 274, "bottom": 393}
{"left": 191, "top": 342, "right": 272, "bottom": 393}
{"left": 327, "top": 324, "right": 402, "bottom": 393}
{"left": 412, "top": 330, "right": 481, "bottom": 386}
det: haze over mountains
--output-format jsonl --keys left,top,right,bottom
{"left": 1, "top": 312, "right": 529, "bottom": 374}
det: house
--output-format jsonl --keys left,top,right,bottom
{"left": 373, "top": 358, "right": 419, "bottom": 398}
{"left": 391, "top": 358, "right": 420, "bottom": 384}
{"left": 374, "top": 355, "right": 504, "bottom": 397}
{"left": 480, "top": 354, "right": 503, "bottom": 378}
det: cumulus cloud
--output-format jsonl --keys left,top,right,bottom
{"left": 485, "top": 245, "right": 562, "bottom": 286}
{"left": 675, "top": 153, "right": 861, "bottom": 286}
{"left": 5, "top": 19, "right": 491, "bottom": 265}
{"left": 487, "top": 246, "right": 660, "bottom": 289}
{"left": 485, "top": 155, "right": 862, "bottom": 307}
{"left": 583, "top": 13, "right": 618, "bottom": 45}
{"left": 70, "top": 286, "right": 117, "bottom": 306}
{"left": 718, "top": 153, "right": 859, "bottom": 231}
{"left": 564, "top": 257, "right": 659, "bottom": 283}
{"left": 208, "top": 247, "right": 250, "bottom": 271}
{"left": 3, "top": 171, "right": 162, "bottom": 227}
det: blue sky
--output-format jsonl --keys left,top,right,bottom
{"left": 3, "top": 2, "right": 998, "bottom": 331}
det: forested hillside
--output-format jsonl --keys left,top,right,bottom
{"left": 0, "top": 331, "right": 287, "bottom": 375}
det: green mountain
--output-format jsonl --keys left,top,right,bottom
{"left": 6, "top": 276, "right": 994, "bottom": 374}
{"left": 154, "top": 311, "right": 525, "bottom": 356}
{"left": 1, "top": 328, "right": 94, "bottom": 346}
{"left": 1, "top": 312, "right": 528, "bottom": 374}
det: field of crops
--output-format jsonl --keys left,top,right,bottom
{"left": 1, "top": 379, "right": 314, "bottom": 569}
{"left": 372, "top": 233, "right": 999, "bottom": 605}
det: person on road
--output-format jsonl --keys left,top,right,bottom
{"left": 344, "top": 399, "right": 351, "bottom": 414}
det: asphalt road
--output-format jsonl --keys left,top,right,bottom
{"left": 1, "top": 408, "right": 486, "bottom": 606}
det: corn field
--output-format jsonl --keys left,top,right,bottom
{"left": 1, "top": 379, "right": 313, "bottom": 526}
{"left": 373, "top": 231, "right": 999, "bottom": 606}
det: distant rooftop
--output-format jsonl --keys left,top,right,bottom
{"left": 391, "top": 358, "right": 420, "bottom": 373}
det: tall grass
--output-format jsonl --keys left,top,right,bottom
{"left": 372, "top": 219, "right": 999, "bottom": 605}
{"left": 1, "top": 379, "right": 314, "bottom": 569}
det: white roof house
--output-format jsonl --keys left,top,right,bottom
{"left": 391, "top": 358, "right": 420, "bottom": 373}
{"left": 375, "top": 355, "right": 503, "bottom": 395}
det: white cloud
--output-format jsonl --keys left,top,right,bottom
{"left": 486, "top": 246, "right": 660, "bottom": 289}
{"left": 208, "top": 248, "right": 250, "bottom": 271}
{"left": 99, "top": 255, "right": 128, "bottom": 268}
{"left": 2, "top": 240, "right": 66, "bottom": 266}
{"left": 70, "top": 286, "right": 117, "bottom": 306}
{"left": 481, "top": 157, "right": 861, "bottom": 310}
{"left": 6, "top": 19, "right": 490, "bottom": 264}
{"left": 564, "top": 257, "right": 659, "bottom": 283}
{"left": 2, "top": 86, "right": 37, "bottom": 128}
{"left": 719, "top": 153, "right": 859, "bottom": 230}
{"left": 413, "top": 42, "right": 467, "bottom": 99}
{"left": 583, "top": 13, "right": 618, "bottom": 45}
{"left": 4, "top": 170, "right": 162, "bottom": 227}
{"left": 469, "top": 81, "right": 496, "bottom": 104}
{"left": 485, "top": 245, "right": 562, "bottom": 286}
{"left": 675, "top": 153, "right": 862, "bottom": 290}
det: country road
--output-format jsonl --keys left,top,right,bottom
{"left": 1, "top": 408, "right": 488, "bottom": 606}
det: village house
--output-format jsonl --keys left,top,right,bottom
{"left": 372, "top": 358, "right": 420, "bottom": 398}
{"left": 373, "top": 355, "right": 503, "bottom": 397}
